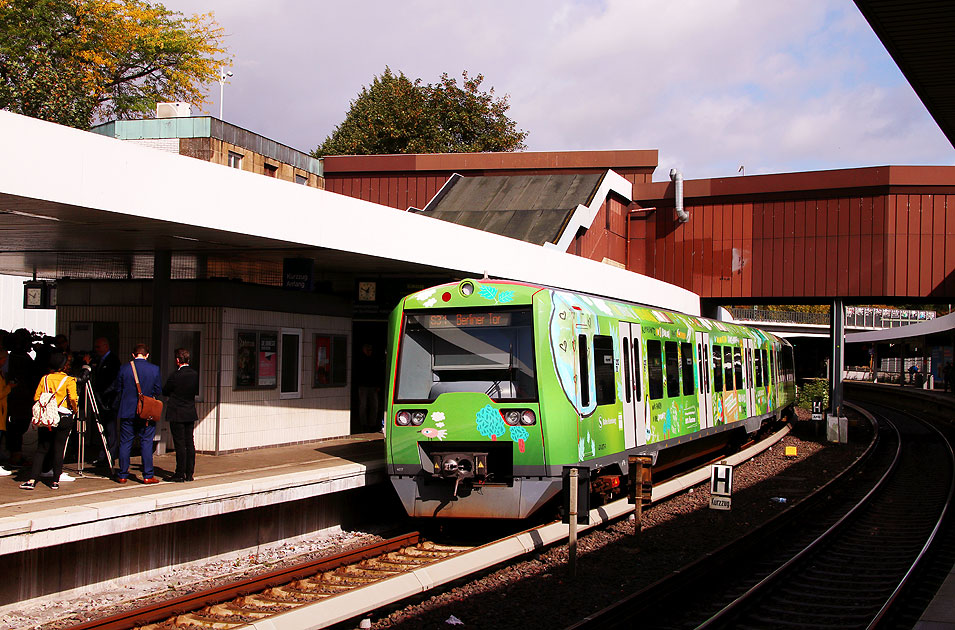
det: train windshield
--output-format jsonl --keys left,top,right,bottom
{"left": 395, "top": 308, "right": 538, "bottom": 402}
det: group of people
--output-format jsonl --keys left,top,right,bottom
{"left": 0, "top": 329, "right": 199, "bottom": 489}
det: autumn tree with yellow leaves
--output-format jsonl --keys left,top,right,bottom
{"left": 0, "top": 0, "right": 229, "bottom": 128}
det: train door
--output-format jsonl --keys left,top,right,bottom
{"left": 744, "top": 339, "right": 756, "bottom": 417}
{"left": 697, "top": 331, "right": 712, "bottom": 429}
{"left": 618, "top": 321, "right": 646, "bottom": 448}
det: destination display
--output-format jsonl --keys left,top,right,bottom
{"left": 419, "top": 312, "right": 513, "bottom": 329}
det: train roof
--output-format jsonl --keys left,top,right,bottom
{"left": 403, "top": 278, "right": 788, "bottom": 346}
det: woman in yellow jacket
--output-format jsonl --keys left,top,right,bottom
{"left": 20, "top": 353, "right": 78, "bottom": 490}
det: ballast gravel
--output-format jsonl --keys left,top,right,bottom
{"left": 5, "top": 415, "right": 866, "bottom": 630}
{"left": 370, "top": 418, "right": 868, "bottom": 630}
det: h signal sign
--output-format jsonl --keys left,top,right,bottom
{"left": 710, "top": 463, "right": 733, "bottom": 511}
{"left": 710, "top": 463, "right": 733, "bottom": 497}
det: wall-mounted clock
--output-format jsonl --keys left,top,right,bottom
{"left": 358, "top": 281, "right": 376, "bottom": 302}
{"left": 25, "top": 286, "right": 43, "bottom": 308}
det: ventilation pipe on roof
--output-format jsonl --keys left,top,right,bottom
{"left": 669, "top": 168, "right": 688, "bottom": 223}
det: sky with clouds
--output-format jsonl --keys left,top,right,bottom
{"left": 160, "top": 0, "right": 954, "bottom": 181}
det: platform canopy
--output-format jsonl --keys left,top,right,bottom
{"left": 846, "top": 311, "right": 955, "bottom": 344}
{"left": 0, "top": 111, "right": 700, "bottom": 316}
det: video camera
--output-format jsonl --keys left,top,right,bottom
{"left": 77, "top": 363, "right": 93, "bottom": 384}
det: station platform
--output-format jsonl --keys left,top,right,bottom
{"left": 0, "top": 432, "right": 387, "bottom": 607}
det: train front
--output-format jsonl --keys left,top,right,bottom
{"left": 385, "top": 280, "right": 551, "bottom": 519}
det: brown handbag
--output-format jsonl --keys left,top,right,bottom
{"left": 131, "top": 360, "right": 163, "bottom": 421}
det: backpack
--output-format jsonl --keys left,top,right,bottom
{"left": 32, "top": 375, "right": 67, "bottom": 428}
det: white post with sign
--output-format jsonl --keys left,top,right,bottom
{"left": 709, "top": 462, "right": 733, "bottom": 510}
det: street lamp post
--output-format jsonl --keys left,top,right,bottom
{"left": 219, "top": 69, "right": 234, "bottom": 120}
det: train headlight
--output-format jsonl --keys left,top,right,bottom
{"left": 396, "top": 411, "right": 411, "bottom": 426}
{"left": 411, "top": 411, "right": 427, "bottom": 426}
{"left": 520, "top": 410, "right": 537, "bottom": 425}
{"left": 503, "top": 410, "right": 521, "bottom": 426}
{"left": 460, "top": 281, "right": 475, "bottom": 297}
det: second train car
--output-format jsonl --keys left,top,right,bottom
{"left": 385, "top": 279, "right": 796, "bottom": 519}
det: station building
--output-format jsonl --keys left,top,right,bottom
{"left": 3, "top": 110, "right": 702, "bottom": 456}
{"left": 6, "top": 98, "right": 955, "bottom": 456}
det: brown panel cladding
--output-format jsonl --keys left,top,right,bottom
{"left": 895, "top": 195, "right": 908, "bottom": 296}
{"left": 707, "top": 203, "right": 718, "bottom": 298}
{"left": 793, "top": 200, "right": 806, "bottom": 296}
{"left": 632, "top": 178, "right": 952, "bottom": 300}
{"left": 858, "top": 197, "right": 871, "bottom": 296}
{"left": 947, "top": 230, "right": 955, "bottom": 297}
{"left": 780, "top": 201, "right": 796, "bottom": 302}
{"left": 872, "top": 195, "right": 886, "bottom": 296}
{"left": 695, "top": 207, "right": 706, "bottom": 295}
{"left": 773, "top": 202, "right": 785, "bottom": 299}
{"left": 326, "top": 157, "right": 954, "bottom": 301}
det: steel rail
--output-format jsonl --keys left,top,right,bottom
{"left": 696, "top": 402, "right": 954, "bottom": 630}
{"left": 696, "top": 409, "right": 902, "bottom": 628}
{"left": 867, "top": 406, "right": 955, "bottom": 629}
{"left": 65, "top": 425, "right": 794, "bottom": 630}
{"left": 566, "top": 408, "right": 881, "bottom": 630}
{"left": 65, "top": 532, "right": 421, "bottom": 630}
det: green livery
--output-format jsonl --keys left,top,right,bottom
{"left": 386, "top": 279, "right": 796, "bottom": 519}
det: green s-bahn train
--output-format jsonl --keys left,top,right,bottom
{"left": 385, "top": 279, "right": 796, "bottom": 519}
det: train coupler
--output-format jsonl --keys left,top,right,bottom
{"left": 431, "top": 452, "right": 489, "bottom": 496}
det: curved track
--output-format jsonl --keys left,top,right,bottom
{"left": 63, "top": 426, "right": 793, "bottom": 630}
{"left": 570, "top": 402, "right": 955, "bottom": 630}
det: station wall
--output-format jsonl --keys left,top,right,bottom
{"left": 56, "top": 283, "right": 353, "bottom": 453}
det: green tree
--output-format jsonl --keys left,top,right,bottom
{"left": 314, "top": 67, "right": 527, "bottom": 157}
{"left": 0, "top": 0, "right": 229, "bottom": 128}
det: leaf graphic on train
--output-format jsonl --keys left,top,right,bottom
{"left": 510, "top": 425, "right": 529, "bottom": 453}
{"left": 479, "top": 285, "right": 498, "bottom": 300}
{"left": 416, "top": 288, "right": 437, "bottom": 302}
{"left": 497, "top": 290, "right": 515, "bottom": 304}
{"left": 475, "top": 404, "right": 506, "bottom": 441}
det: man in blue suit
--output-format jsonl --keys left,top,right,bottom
{"left": 114, "top": 343, "right": 163, "bottom": 484}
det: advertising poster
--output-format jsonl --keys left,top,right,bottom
{"left": 314, "top": 335, "right": 330, "bottom": 386}
{"left": 258, "top": 332, "right": 277, "bottom": 387}
{"left": 236, "top": 332, "right": 257, "bottom": 387}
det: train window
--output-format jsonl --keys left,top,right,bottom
{"left": 781, "top": 347, "right": 794, "bottom": 383}
{"left": 633, "top": 340, "right": 643, "bottom": 401}
{"left": 723, "top": 346, "right": 733, "bottom": 391}
{"left": 396, "top": 308, "right": 538, "bottom": 402}
{"left": 768, "top": 350, "right": 775, "bottom": 386}
{"left": 578, "top": 334, "right": 591, "bottom": 408}
{"left": 593, "top": 335, "right": 615, "bottom": 406}
{"left": 622, "top": 338, "right": 632, "bottom": 404}
{"left": 697, "top": 343, "right": 703, "bottom": 393}
{"left": 664, "top": 341, "right": 680, "bottom": 398}
{"left": 761, "top": 348, "right": 769, "bottom": 386}
{"left": 754, "top": 349, "right": 763, "bottom": 388}
{"left": 647, "top": 339, "right": 664, "bottom": 400}
{"left": 733, "top": 347, "right": 743, "bottom": 391}
{"left": 743, "top": 348, "right": 750, "bottom": 388}
{"left": 681, "top": 342, "right": 694, "bottom": 396}
{"left": 712, "top": 345, "right": 723, "bottom": 392}
{"left": 703, "top": 344, "right": 710, "bottom": 393}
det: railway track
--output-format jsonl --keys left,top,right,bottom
{"left": 66, "top": 533, "right": 472, "bottom": 630}
{"left": 569, "top": 401, "right": 955, "bottom": 629}
{"left": 63, "top": 425, "right": 794, "bottom": 630}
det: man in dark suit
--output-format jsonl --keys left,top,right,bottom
{"left": 84, "top": 337, "right": 120, "bottom": 468}
{"left": 114, "top": 343, "right": 162, "bottom": 484}
{"left": 163, "top": 347, "right": 199, "bottom": 482}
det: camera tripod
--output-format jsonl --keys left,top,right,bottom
{"left": 70, "top": 376, "right": 114, "bottom": 478}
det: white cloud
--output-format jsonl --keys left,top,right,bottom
{"left": 160, "top": 0, "right": 953, "bottom": 178}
